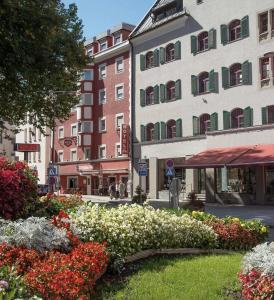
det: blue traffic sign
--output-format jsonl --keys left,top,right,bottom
{"left": 48, "top": 165, "right": 58, "bottom": 177}
{"left": 138, "top": 162, "right": 147, "bottom": 176}
{"left": 166, "top": 168, "right": 174, "bottom": 177}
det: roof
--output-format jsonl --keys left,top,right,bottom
{"left": 130, "top": 0, "right": 188, "bottom": 38}
{"left": 179, "top": 144, "right": 274, "bottom": 169}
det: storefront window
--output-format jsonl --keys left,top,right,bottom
{"left": 266, "top": 167, "right": 274, "bottom": 194}
{"left": 216, "top": 167, "right": 255, "bottom": 193}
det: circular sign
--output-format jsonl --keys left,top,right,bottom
{"left": 166, "top": 159, "right": 174, "bottom": 168}
{"left": 64, "top": 139, "right": 73, "bottom": 147}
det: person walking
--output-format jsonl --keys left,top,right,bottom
{"left": 119, "top": 180, "right": 126, "bottom": 199}
{"left": 109, "top": 182, "right": 116, "bottom": 200}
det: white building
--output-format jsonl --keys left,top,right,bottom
{"left": 130, "top": 0, "right": 274, "bottom": 204}
{"left": 15, "top": 124, "right": 51, "bottom": 185}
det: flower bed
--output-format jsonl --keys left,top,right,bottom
{"left": 239, "top": 243, "right": 274, "bottom": 299}
{"left": 72, "top": 204, "right": 218, "bottom": 260}
{"left": 190, "top": 211, "right": 268, "bottom": 250}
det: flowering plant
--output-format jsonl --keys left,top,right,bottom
{"left": 72, "top": 204, "right": 218, "bottom": 260}
{"left": 0, "top": 157, "right": 37, "bottom": 220}
{"left": 239, "top": 243, "right": 274, "bottom": 299}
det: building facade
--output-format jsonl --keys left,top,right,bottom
{"left": 54, "top": 23, "right": 134, "bottom": 195}
{"left": 0, "top": 124, "right": 15, "bottom": 160}
{"left": 131, "top": 0, "right": 274, "bottom": 204}
{"left": 15, "top": 123, "right": 51, "bottom": 185}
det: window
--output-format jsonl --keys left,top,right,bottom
{"left": 71, "top": 124, "right": 77, "bottom": 136}
{"left": 33, "top": 152, "right": 36, "bottom": 163}
{"left": 231, "top": 108, "right": 244, "bottom": 128}
{"left": 116, "top": 84, "right": 124, "bottom": 100}
{"left": 230, "top": 63, "right": 242, "bottom": 86}
{"left": 82, "top": 70, "right": 93, "bottom": 81}
{"left": 166, "top": 81, "right": 176, "bottom": 101}
{"left": 99, "top": 117, "right": 106, "bottom": 132}
{"left": 116, "top": 144, "right": 122, "bottom": 157}
{"left": 113, "top": 32, "right": 121, "bottom": 45}
{"left": 268, "top": 106, "right": 274, "bottom": 124}
{"left": 99, "top": 39, "right": 107, "bottom": 51}
{"left": 260, "top": 54, "right": 274, "bottom": 88}
{"left": 80, "top": 93, "right": 93, "bottom": 105}
{"left": 198, "top": 31, "right": 208, "bottom": 52}
{"left": 116, "top": 57, "right": 124, "bottom": 73}
{"left": 198, "top": 72, "right": 209, "bottom": 94}
{"left": 259, "top": 12, "right": 268, "bottom": 35}
{"left": 145, "top": 87, "right": 154, "bottom": 105}
{"left": 70, "top": 149, "right": 77, "bottom": 161}
{"left": 116, "top": 114, "right": 124, "bottom": 129}
{"left": 197, "top": 0, "right": 203, "bottom": 4}
{"left": 28, "top": 128, "right": 32, "bottom": 143}
{"left": 28, "top": 152, "right": 32, "bottom": 163}
{"left": 165, "top": 44, "right": 175, "bottom": 62}
{"left": 68, "top": 177, "right": 78, "bottom": 189}
{"left": 272, "top": 10, "right": 274, "bottom": 32}
{"left": 99, "top": 89, "right": 106, "bottom": 104}
{"left": 84, "top": 148, "right": 91, "bottom": 160}
{"left": 99, "top": 64, "right": 106, "bottom": 79}
{"left": 229, "top": 20, "right": 241, "bottom": 42}
{"left": 146, "top": 52, "right": 154, "bottom": 69}
{"left": 146, "top": 123, "right": 154, "bottom": 141}
{"left": 58, "top": 127, "right": 64, "bottom": 139}
{"left": 86, "top": 46, "right": 93, "bottom": 57}
{"left": 58, "top": 151, "right": 64, "bottom": 162}
{"left": 38, "top": 150, "right": 41, "bottom": 162}
{"left": 81, "top": 121, "right": 92, "bottom": 133}
{"left": 199, "top": 114, "right": 211, "bottom": 134}
{"left": 99, "top": 145, "right": 106, "bottom": 159}
{"left": 166, "top": 120, "right": 176, "bottom": 139}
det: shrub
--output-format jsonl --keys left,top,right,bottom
{"left": 72, "top": 204, "right": 218, "bottom": 260}
{"left": 0, "top": 217, "right": 74, "bottom": 252}
{"left": 0, "top": 158, "right": 38, "bottom": 220}
{"left": 132, "top": 185, "right": 146, "bottom": 204}
{"left": 239, "top": 243, "right": 274, "bottom": 299}
{"left": 25, "top": 242, "right": 109, "bottom": 300}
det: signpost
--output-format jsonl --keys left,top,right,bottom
{"left": 138, "top": 162, "right": 147, "bottom": 177}
{"left": 165, "top": 160, "right": 174, "bottom": 207}
{"left": 48, "top": 164, "right": 58, "bottom": 193}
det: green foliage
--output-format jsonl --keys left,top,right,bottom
{"left": 0, "top": 0, "right": 87, "bottom": 130}
{"left": 0, "top": 265, "right": 28, "bottom": 300}
{"left": 132, "top": 185, "right": 147, "bottom": 204}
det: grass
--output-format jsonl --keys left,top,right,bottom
{"left": 96, "top": 253, "right": 243, "bottom": 300}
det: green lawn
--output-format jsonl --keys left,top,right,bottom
{"left": 97, "top": 254, "right": 243, "bottom": 300}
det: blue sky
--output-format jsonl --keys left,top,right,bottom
{"left": 63, "top": 0, "right": 155, "bottom": 39}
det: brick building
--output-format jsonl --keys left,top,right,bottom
{"left": 54, "top": 23, "right": 134, "bottom": 195}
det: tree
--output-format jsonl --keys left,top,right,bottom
{"left": 0, "top": 0, "right": 87, "bottom": 130}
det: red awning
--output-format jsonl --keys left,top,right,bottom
{"left": 180, "top": 144, "right": 274, "bottom": 169}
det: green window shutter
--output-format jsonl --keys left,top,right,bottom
{"left": 153, "top": 49, "right": 159, "bottom": 67}
{"left": 176, "top": 119, "right": 182, "bottom": 138}
{"left": 160, "top": 47, "right": 165, "bottom": 64}
{"left": 209, "top": 69, "right": 218, "bottom": 93}
{"left": 191, "top": 75, "right": 198, "bottom": 96}
{"left": 241, "top": 15, "right": 249, "bottom": 38}
{"left": 154, "top": 122, "right": 160, "bottom": 140}
{"left": 191, "top": 36, "right": 197, "bottom": 55}
{"left": 153, "top": 85, "right": 159, "bottom": 104}
{"left": 140, "top": 89, "right": 146, "bottom": 107}
{"left": 160, "top": 122, "right": 166, "bottom": 140}
{"left": 175, "top": 79, "right": 182, "bottom": 99}
{"left": 222, "top": 67, "right": 229, "bottom": 89}
{"left": 220, "top": 24, "right": 228, "bottom": 45}
{"left": 210, "top": 113, "right": 218, "bottom": 131}
{"left": 141, "top": 125, "right": 146, "bottom": 142}
{"left": 262, "top": 107, "right": 267, "bottom": 125}
{"left": 160, "top": 84, "right": 166, "bottom": 103}
{"left": 140, "top": 55, "right": 145, "bottom": 71}
{"left": 223, "top": 111, "right": 231, "bottom": 129}
{"left": 244, "top": 106, "right": 253, "bottom": 127}
{"left": 242, "top": 61, "right": 252, "bottom": 85}
{"left": 174, "top": 41, "right": 181, "bottom": 60}
{"left": 208, "top": 28, "right": 217, "bottom": 49}
{"left": 193, "top": 116, "right": 199, "bottom": 136}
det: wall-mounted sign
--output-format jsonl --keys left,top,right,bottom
{"left": 121, "top": 124, "right": 129, "bottom": 155}
{"left": 16, "top": 143, "right": 40, "bottom": 152}
{"left": 63, "top": 137, "right": 77, "bottom": 147}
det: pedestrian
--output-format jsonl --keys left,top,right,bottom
{"left": 109, "top": 182, "right": 116, "bottom": 200}
{"left": 119, "top": 180, "right": 126, "bottom": 199}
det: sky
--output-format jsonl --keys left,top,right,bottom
{"left": 63, "top": 0, "right": 155, "bottom": 39}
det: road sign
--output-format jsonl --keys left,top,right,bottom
{"left": 166, "top": 159, "right": 174, "bottom": 169}
{"left": 48, "top": 164, "right": 58, "bottom": 177}
{"left": 138, "top": 162, "right": 147, "bottom": 177}
{"left": 166, "top": 168, "right": 174, "bottom": 177}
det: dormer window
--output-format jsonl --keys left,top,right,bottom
{"left": 86, "top": 47, "right": 93, "bottom": 57}
{"left": 152, "top": 0, "right": 182, "bottom": 23}
{"left": 99, "top": 39, "right": 107, "bottom": 51}
{"left": 113, "top": 32, "right": 122, "bottom": 45}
